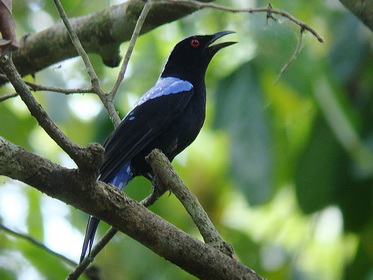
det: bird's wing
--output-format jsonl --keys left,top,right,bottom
{"left": 99, "top": 77, "right": 194, "bottom": 182}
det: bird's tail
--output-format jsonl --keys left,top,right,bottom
{"left": 79, "top": 162, "right": 133, "bottom": 263}
{"left": 80, "top": 215, "right": 100, "bottom": 263}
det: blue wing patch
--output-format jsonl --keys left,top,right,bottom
{"left": 134, "top": 77, "right": 193, "bottom": 108}
{"left": 107, "top": 161, "right": 133, "bottom": 190}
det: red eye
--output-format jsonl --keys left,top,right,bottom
{"left": 191, "top": 39, "right": 200, "bottom": 48}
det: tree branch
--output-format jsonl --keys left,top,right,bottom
{"left": 52, "top": 0, "right": 122, "bottom": 127}
{"left": 0, "top": 1, "right": 325, "bottom": 278}
{"left": 53, "top": 0, "right": 101, "bottom": 91}
{"left": 146, "top": 149, "right": 235, "bottom": 257}
{"left": 70, "top": 177, "right": 168, "bottom": 279}
{"left": 0, "top": 223, "right": 77, "bottom": 267}
{"left": 0, "top": 57, "right": 104, "bottom": 171}
{"left": 0, "top": 0, "right": 324, "bottom": 87}
{"left": 109, "top": 1, "right": 152, "bottom": 98}
{"left": 0, "top": 0, "right": 209, "bottom": 85}
{"left": 0, "top": 136, "right": 264, "bottom": 280}
{"left": 155, "top": 0, "right": 324, "bottom": 42}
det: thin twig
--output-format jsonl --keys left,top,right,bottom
{"left": 26, "top": 81, "right": 94, "bottom": 94}
{"left": 109, "top": 2, "right": 153, "bottom": 99}
{"left": 64, "top": 0, "right": 321, "bottom": 276}
{"left": 0, "top": 223, "right": 77, "bottom": 267}
{"left": 0, "top": 65, "right": 94, "bottom": 99}
{"left": 266, "top": 3, "right": 279, "bottom": 24}
{"left": 0, "top": 57, "right": 91, "bottom": 168}
{"left": 69, "top": 4, "right": 155, "bottom": 275}
{"left": 68, "top": 3, "right": 155, "bottom": 276}
{"left": 154, "top": 0, "right": 323, "bottom": 78}
{"left": 67, "top": 227, "right": 117, "bottom": 280}
{"left": 52, "top": 0, "right": 101, "bottom": 91}
{"left": 52, "top": 0, "right": 120, "bottom": 127}
{"left": 275, "top": 27, "right": 304, "bottom": 83}
{"left": 0, "top": 85, "right": 94, "bottom": 102}
{"left": 0, "top": 91, "right": 18, "bottom": 101}
{"left": 155, "top": 0, "right": 324, "bottom": 43}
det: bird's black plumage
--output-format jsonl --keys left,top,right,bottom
{"left": 80, "top": 31, "right": 236, "bottom": 263}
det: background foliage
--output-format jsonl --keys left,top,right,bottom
{"left": 1, "top": 0, "right": 372, "bottom": 279}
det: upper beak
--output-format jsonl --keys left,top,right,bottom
{"left": 207, "top": 31, "right": 237, "bottom": 53}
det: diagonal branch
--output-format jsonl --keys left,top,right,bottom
{"left": 0, "top": 57, "right": 103, "bottom": 170}
{"left": 146, "top": 149, "right": 235, "bottom": 257}
{"left": 0, "top": 222, "right": 100, "bottom": 280}
{"left": 109, "top": 1, "right": 153, "bottom": 98}
{"left": 68, "top": 182, "right": 167, "bottom": 279}
{"left": 53, "top": 0, "right": 119, "bottom": 127}
{"left": 53, "top": 0, "right": 101, "bottom": 91}
{"left": 0, "top": 0, "right": 212, "bottom": 86}
{"left": 156, "top": 0, "right": 324, "bottom": 42}
{"left": 0, "top": 223, "right": 77, "bottom": 267}
{"left": 275, "top": 27, "right": 305, "bottom": 83}
{"left": 0, "top": 136, "right": 264, "bottom": 280}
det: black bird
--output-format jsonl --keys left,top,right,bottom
{"left": 80, "top": 31, "right": 236, "bottom": 263}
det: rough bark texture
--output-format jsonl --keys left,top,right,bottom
{"left": 147, "top": 149, "right": 235, "bottom": 257}
{"left": 0, "top": 136, "right": 264, "bottom": 280}
{"left": 339, "top": 0, "right": 373, "bottom": 31}
{"left": 1, "top": 0, "right": 204, "bottom": 85}
{"left": 0, "top": 1, "right": 267, "bottom": 278}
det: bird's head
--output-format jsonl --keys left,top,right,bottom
{"left": 161, "top": 31, "right": 236, "bottom": 82}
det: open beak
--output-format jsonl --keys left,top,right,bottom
{"left": 207, "top": 31, "right": 236, "bottom": 54}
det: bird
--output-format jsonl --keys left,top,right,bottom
{"left": 80, "top": 31, "right": 236, "bottom": 263}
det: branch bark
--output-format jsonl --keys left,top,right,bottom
{"left": 0, "top": 136, "right": 264, "bottom": 280}
{"left": 146, "top": 149, "right": 235, "bottom": 257}
{"left": 0, "top": 0, "right": 207, "bottom": 85}
{"left": 0, "top": 57, "right": 104, "bottom": 170}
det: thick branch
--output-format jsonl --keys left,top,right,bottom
{"left": 0, "top": 136, "right": 264, "bottom": 280}
{"left": 0, "top": 0, "right": 206, "bottom": 85}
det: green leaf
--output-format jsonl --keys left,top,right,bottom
{"left": 295, "top": 114, "right": 348, "bottom": 213}
{"left": 214, "top": 62, "right": 273, "bottom": 205}
{"left": 295, "top": 113, "right": 373, "bottom": 231}
{"left": 343, "top": 238, "right": 373, "bottom": 280}
{"left": 19, "top": 239, "right": 71, "bottom": 279}
{"left": 329, "top": 13, "right": 372, "bottom": 84}
{"left": 0, "top": 269, "right": 15, "bottom": 280}
{"left": 0, "top": 102, "right": 36, "bottom": 149}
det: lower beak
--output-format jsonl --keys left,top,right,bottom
{"left": 207, "top": 31, "right": 237, "bottom": 53}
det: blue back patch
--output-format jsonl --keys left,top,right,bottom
{"left": 134, "top": 77, "right": 193, "bottom": 107}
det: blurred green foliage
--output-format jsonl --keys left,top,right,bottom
{"left": 1, "top": 0, "right": 373, "bottom": 279}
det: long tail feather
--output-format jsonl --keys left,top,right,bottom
{"left": 80, "top": 161, "right": 133, "bottom": 263}
{"left": 80, "top": 216, "right": 100, "bottom": 263}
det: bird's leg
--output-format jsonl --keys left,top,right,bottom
{"left": 139, "top": 173, "right": 168, "bottom": 207}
